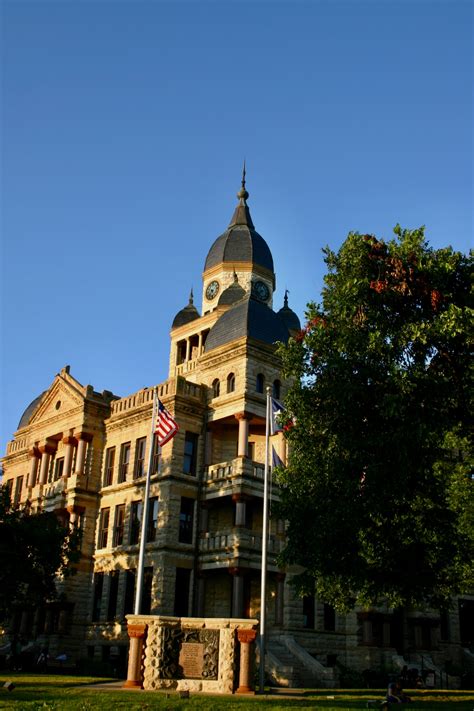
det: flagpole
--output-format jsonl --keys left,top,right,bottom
{"left": 134, "top": 387, "right": 158, "bottom": 615}
{"left": 259, "top": 386, "right": 271, "bottom": 693}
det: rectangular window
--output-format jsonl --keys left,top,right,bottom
{"left": 107, "top": 571, "right": 119, "bottom": 621}
{"left": 104, "top": 447, "right": 115, "bottom": 487}
{"left": 54, "top": 458, "right": 64, "bottom": 481}
{"left": 303, "top": 595, "right": 315, "bottom": 629}
{"left": 323, "top": 603, "right": 336, "bottom": 631}
{"left": 98, "top": 508, "right": 110, "bottom": 549}
{"left": 113, "top": 504, "right": 125, "bottom": 547}
{"left": 123, "top": 569, "right": 136, "bottom": 618}
{"left": 147, "top": 497, "right": 159, "bottom": 542}
{"left": 183, "top": 432, "right": 199, "bottom": 476}
{"left": 92, "top": 572, "right": 104, "bottom": 622}
{"left": 129, "top": 501, "right": 142, "bottom": 545}
{"left": 141, "top": 566, "right": 153, "bottom": 615}
{"left": 118, "top": 443, "right": 131, "bottom": 483}
{"left": 151, "top": 434, "right": 160, "bottom": 474}
{"left": 174, "top": 568, "right": 191, "bottom": 616}
{"left": 133, "top": 437, "right": 147, "bottom": 479}
{"left": 5, "top": 479, "right": 13, "bottom": 502}
{"left": 179, "top": 497, "right": 195, "bottom": 544}
{"left": 13, "top": 476, "right": 23, "bottom": 506}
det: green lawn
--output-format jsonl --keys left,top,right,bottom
{"left": 0, "top": 674, "right": 473, "bottom": 710}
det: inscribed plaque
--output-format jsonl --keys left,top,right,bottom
{"left": 179, "top": 642, "right": 204, "bottom": 679}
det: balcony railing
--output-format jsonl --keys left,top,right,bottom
{"left": 204, "top": 458, "right": 265, "bottom": 482}
{"left": 199, "top": 529, "right": 284, "bottom": 555}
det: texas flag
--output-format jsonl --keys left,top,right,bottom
{"left": 270, "top": 398, "right": 285, "bottom": 435}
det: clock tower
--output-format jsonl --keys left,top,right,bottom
{"left": 201, "top": 169, "right": 275, "bottom": 313}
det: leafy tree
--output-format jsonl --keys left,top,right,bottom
{"left": 277, "top": 226, "right": 473, "bottom": 610}
{"left": 0, "top": 486, "right": 80, "bottom": 621}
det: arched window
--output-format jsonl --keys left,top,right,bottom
{"left": 212, "top": 379, "right": 220, "bottom": 398}
{"left": 256, "top": 373, "right": 264, "bottom": 393}
{"left": 227, "top": 373, "right": 235, "bottom": 393}
{"left": 273, "top": 379, "right": 281, "bottom": 400}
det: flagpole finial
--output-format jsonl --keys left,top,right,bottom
{"left": 237, "top": 159, "right": 249, "bottom": 202}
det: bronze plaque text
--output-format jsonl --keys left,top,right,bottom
{"left": 179, "top": 642, "right": 204, "bottom": 679}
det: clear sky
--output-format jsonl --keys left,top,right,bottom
{"left": 1, "top": 0, "right": 472, "bottom": 449}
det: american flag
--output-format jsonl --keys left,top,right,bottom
{"left": 155, "top": 399, "right": 179, "bottom": 446}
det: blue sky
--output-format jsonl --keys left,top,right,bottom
{"left": 1, "top": 0, "right": 472, "bottom": 449}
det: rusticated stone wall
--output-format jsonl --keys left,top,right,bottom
{"left": 126, "top": 615, "right": 258, "bottom": 694}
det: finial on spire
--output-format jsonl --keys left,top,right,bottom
{"left": 237, "top": 159, "right": 249, "bottom": 202}
{"left": 233, "top": 269, "right": 238, "bottom": 283}
{"left": 284, "top": 289, "right": 289, "bottom": 307}
{"left": 189, "top": 288, "right": 194, "bottom": 305}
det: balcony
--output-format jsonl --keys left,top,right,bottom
{"left": 199, "top": 528, "right": 284, "bottom": 569}
{"left": 203, "top": 458, "right": 271, "bottom": 501}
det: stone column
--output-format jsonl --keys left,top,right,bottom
{"left": 236, "top": 628, "right": 257, "bottom": 694}
{"left": 275, "top": 572, "right": 286, "bottom": 625}
{"left": 124, "top": 623, "right": 147, "bottom": 689}
{"left": 38, "top": 442, "right": 57, "bottom": 485}
{"left": 185, "top": 338, "right": 191, "bottom": 362}
{"left": 205, "top": 430, "right": 212, "bottom": 466}
{"left": 27, "top": 448, "right": 41, "bottom": 488}
{"left": 230, "top": 567, "right": 245, "bottom": 618}
{"left": 196, "top": 574, "right": 206, "bottom": 617}
{"left": 62, "top": 436, "right": 77, "bottom": 477}
{"left": 232, "top": 494, "right": 247, "bottom": 527}
{"left": 199, "top": 503, "right": 209, "bottom": 533}
{"left": 235, "top": 413, "right": 250, "bottom": 458}
{"left": 74, "top": 432, "right": 92, "bottom": 475}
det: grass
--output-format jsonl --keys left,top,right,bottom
{"left": 0, "top": 674, "right": 473, "bottom": 710}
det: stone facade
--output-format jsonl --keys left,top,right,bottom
{"left": 2, "top": 181, "right": 473, "bottom": 686}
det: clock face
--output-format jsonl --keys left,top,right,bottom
{"left": 206, "top": 280, "right": 220, "bottom": 300}
{"left": 253, "top": 280, "right": 270, "bottom": 302}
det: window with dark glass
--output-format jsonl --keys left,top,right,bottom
{"left": 113, "top": 504, "right": 125, "bottom": 547}
{"left": 227, "top": 372, "right": 235, "bottom": 393}
{"left": 54, "top": 457, "right": 64, "bottom": 481}
{"left": 130, "top": 501, "right": 142, "bottom": 545}
{"left": 174, "top": 568, "right": 191, "bottom": 616}
{"left": 212, "top": 378, "right": 220, "bottom": 397}
{"left": 98, "top": 508, "right": 110, "bottom": 549}
{"left": 183, "top": 432, "right": 199, "bottom": 476}
{"left": 123, "top": 569, "right": 136, "bottom": 618}
{"left": 303, "top": 595, "right": 315, "bottom": 629}
{"left": 151, "top": 434, "right": 160, "bottom": 474}
{"left": 92, "top": 572, "right": 104, "bottom": 621}
{"left": 179, "top": 497, "right": 194, "bottom": 543}
{"left": 133, "top": 437, "right": 146, "bottom": 479}
{"left": 118, "top": 442, "right": 130, "bottom": 483}
{"left": 147, "top": 497, "right": 158, "bottom": 542}
{"left": 107, "top": 571, "right": 119, "bottom": 620}
{"left": 104, "top": 447, "right": 115, "bottom": 486}
{"left": 13, "top": 476, "right": 23, "bottom": 506}
{"left": 256, "top": 373, "right": 264, "bottom": 393}
{"left": 273, "top": 379, "right": 281, "bottom": 400}
{"left": 141, "top": 567, "right": 153, "bottom": 615}
{"left": 323, "top": 603, "right": 336, "bottom": 631}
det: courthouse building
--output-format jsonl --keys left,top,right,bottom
{"left": 2, "top": 178, "right": 473, "bottom": 686}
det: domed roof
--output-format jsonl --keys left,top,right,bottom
{"left": 204, "top": 176, "right": 274, "bottom": 274}
{"left": 278, "top": 291, "right": 301, "bottom": 334}
{"left": 18, "top": 391, "right": 47, "bottom": 429}
{"left": 205, "top": 295, "right": 290, "bottom": 352}
{"left": 171, "top": 290, "right": 200, "bottom": 329}
{"left": 217, "top": 273, "right": 246, "bottom": 307}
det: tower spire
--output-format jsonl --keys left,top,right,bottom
{"left": 236, "top": 159, "right": 249, "bottom": 204}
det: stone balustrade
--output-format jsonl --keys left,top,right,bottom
{"left": 199, "top": 528, "right": 284, "bottom": 554}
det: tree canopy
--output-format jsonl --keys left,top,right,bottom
{"left": 277, "top": 226, "right": 473, "bottom": 611}
{"left": 0, "top": 487, "right": 80, "bottom": 620}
